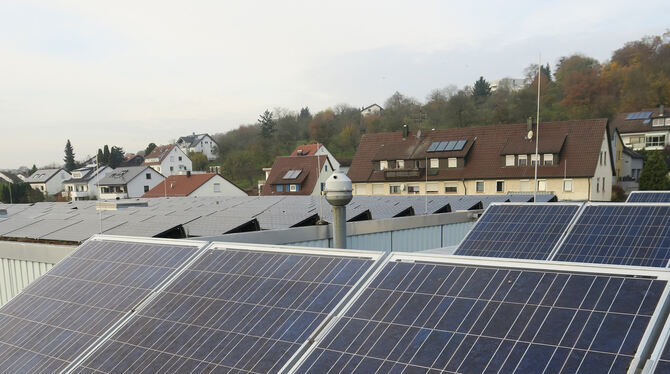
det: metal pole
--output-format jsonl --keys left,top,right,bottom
{"left": 332, "top": 205, "right": 347, "bottom": 248}
{"left": 534, "top": 53, "right": 541, "bottom": 202}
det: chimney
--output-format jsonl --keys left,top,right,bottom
{"left": 192, "top": 132, "right": 195, "bottom": 136}
{"left": 186, "top": 171, "right": 191, "bottom": 177}
{"left": 661, "top": 104, "right": 665, "bottom": 117}
{"left": 527, "top": 117, "right": 533, "bottom": 132}
{"left": 297, "top": 149, "right": 303, "bottom": 156}
{"left": 402, "top": 124, "right": 409, "bottom": 138}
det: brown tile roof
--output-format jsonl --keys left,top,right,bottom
{"left": 610, "top": 107, "right": 669, "bottom": 134}
{"left": 261, "top": 155, "right": 330, "bottom": 196}
{"left": 347, "top": 118, "right": 612, "bottom": 182}
{"left": 142, "top": 145, "right": 177, "bottom": 166}
{"left": 290, "top": 143, "right": 322, "bottom": 156}
{"left": 142, "top": 173, "right": 217, "bottom": 197}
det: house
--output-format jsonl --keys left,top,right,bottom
{"left": 62, "top": 166, "right": 112, "bottom": 201}
{"left": 121, "top": 153, "right": 144, "bottom": 167}
{"left": 0, "top": 171, "right": 22, "bottom": 184}
{"left": 291, "top": 143, "right": 341, "bottom": 171}
{"left": 490, "top": 78, "right": 525, "bottom": 92}
{"left": 142, "top": 172, "right": 246, "bottom": 198}
{"left": 176, "top": 133, "right": 218, "bottom": 161}
{"left": 260, "top": 155, "right": 333, "bottom": 196}
{"left": 25, "top": 169, "right": 71, "bottom": 196}
{"left": 97, "top": 166, "right": 164, "bottom": 199}
{"left": 610, "top": 128, "right": 644, "bottom": 186}
{"left": 361, "top": 104, "right": 383, "bottom": 117}
{"left": 142, "top": 145, "right": 192, "bottom": 177}
{"left": 347, "top": 119, "right": 615, "bottom": 201}
{"left": 611, "top": 105, "right": 670, "bottom": 151}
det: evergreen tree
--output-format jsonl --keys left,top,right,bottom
{"left": 639, "top": 151, "right": 670, "bottom": 190}
{"left": 144, "top": 142, "right": 157, "bottom": 156}
{"left": 30, "top": 164, "right": 37, "bottom": 175}
{"left": 472, "top": 76, "right": 492, "bottom": 100}
{"left": 109, "top": 146, "right": 125, "bottom": 168}
{"left": 542, "top": 63, "right": 552, "bottom": 82}
{"left": 97, "top": 149, "right": 104, "bottom": 165}
{"left": 258, "top": 109, "right": 276, "bottom": 138}
{"left": 63, "top": 139, "right": 76, "bottom": 171}
{"left": 103, "top": 145, "right": 111, "bottom": 165}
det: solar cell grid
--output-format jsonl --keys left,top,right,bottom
{"left": 627, "top": 191, "right": 670, "bottom": 203}
{"left": 552, "top": 204, "right": 670, "bottom": 267}
{"left": 0, "top": 239, "right": 201, "bottom": 374}
{"left": 75, "top": 247, "right": 377, "bottom": 374}
{"left": 454, "top": 204, "right": 580, "bottom": 260}
{"left": 294, "top": 258, "right": 667, "bottom": 374}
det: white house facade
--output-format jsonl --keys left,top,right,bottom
{"left": 143, "top": 145, "right": 192, "bottom": 177}
{"left": 176, "top": 133, "right": 218, "bottom": 161}
{"left": 63, "top": 166, "right": 112, "bottom": 201}
{"left": 98, "top": 166, "right": 164, "bottom": 199}
{"left": 26, "top": 169, "right": 71, "bottom": 196}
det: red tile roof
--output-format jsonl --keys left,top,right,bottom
{"left": 142, "top": 173, "right": 217, "bottom": 197}
{"left": 261, "top": 155, "right": 330, "bottom": 195}
{"left": 347, "top": 118, "right": 613, "bottom": 182}
{"left": 290, "top": 143, "right": 322, "bottom": 156}
{"left": 142, "top": 145, "right": 177, "bottom": 166}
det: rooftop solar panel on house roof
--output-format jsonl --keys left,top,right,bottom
{"left": 426, "top": 142, "right": 440, "bottom": 152}
{"left": 0, "top": 238, "right": 205, "bottom": 374}
{"left": 454, "top": 203, "right": 581, "bottom": 260}
{"left": 444, "top": 140, "right": 457, "bottom": 151}
{"left": 552, "top": 203, "right": 670, "bottom": 267}
{"left": 626, "top": 112, "right": 653, "bottom": 120}
{"left": 435, "top": 141, "right": 449, "bottom": 152}
{"left": 454, "top": 139, "right": 467, "bottom": 150}
{"left": 74, "top": 245, "right": 381, "bottom": 374}
{"left": 291, "top": 255, "right": 669, "bottom": 374}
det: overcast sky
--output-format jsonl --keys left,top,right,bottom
{"left": 1, "top": 1, "right": 669, "bottom": 169}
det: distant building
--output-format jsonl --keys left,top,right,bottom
{"left": 142, "top": 145, "right": 192, "bottom": 177}
{"left": 97, "top": 166, "right": 164, "bottom": 199}
{"left": 291, "top": 143, "right": 341, "bottom": 171}
{"left": 361, "top": 104, "right": 383, "bottom": 117}
{"left": 25, "top": 169, "right": 71, "bottom": 196}
{"left": 610, "top": 128, "right": 644, "bottom": 190}
{"left": 121, "top": 153, "right": 144, "bottom": 167}
{"left": 490, "top": 78, "right": 525, "bottom": 92}
{"left": 63, "top": 166, "right": 112, "bottom": 201}
{"left": 176, "top": 133, "right": 218, "bottom": 161}
{"left": 260, "top": 155, "right": 333, "bottom": 196}
{"left": 347, "top": 119, "right": 614, "bottom": 201}
{"left": 611, "top": 105, "right": 670, "bottom": 150}
{"left": 0, "top": 171, "right": 22, "bottom": 184}
{"left": 142, "top": 173, "right": 246, "bottom": 198}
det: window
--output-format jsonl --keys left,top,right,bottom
{"left": 596, "top": 177, "right": 600, "bottom": 193}
{"left": 445, "top": 182, "right": 457, "bottom": 193}
{"left": 380, "top": 160, "right": 388, "bottom": 170}
{"left": 276, "top": 184, "right": 283, "bottom": 192}
{"left": 389, "top": 185, "right": 401, "bottom": 194}
{"left": 652, "top": 118, "right": 670, "bottom": 127}
{"left": 290, "top": 184, "right": 298, "bottom": 192}
{"left": 321, "top": 182, "right": 325, "bottom": 192}
{"left": 430, "top": 158, "right": 439, "bottom": 168}
{"left": 448, "top": 158, "right": 457, "bottom": 168}
{"left": 563, "top": 179, "right": 573, "bottom": 192}
{"left": 426, "top": 183, "right": 439, "bottom": 194}
{"left": 68, "top": 185, "right": 73, "bottom": 191}
{"left": 372, "top": 184, "right": 384, "bottom": 195}
{"left": 355, "top": 184, "right": 367, "bottom": 195}
{"left": 544, "top": 154, "right": 553, "bottom": 165}
{"left": 397, "top": 160, "right": 405, "bottom": 169}
{"left": 143, "top": 185, "right": 149, "bottom": 192}
{"left": 520, "top": 179, "right": 530, "bottom": 191}
{"left": 170, "top": 166, "right": 174, "bottom": 172}
{"left": 476, "top": 181, "right": 484, "bottom": 193}
{"left": 146, "top": 173, "right": 151, "bottom": 180}
{"left": 530, "top": 154, "right": 539, "bottom": 166}
{"left": 537, "top": 179, "right": 547, "bottom": 191}
{"left": 646, "top": 135, "right": 665, "bottom": 148}
{"left": 407, "top": 185, "right": 420, "bottom": 194}
{"left": 178, "top": 156, "right": 182, "bottom": 161}
{"left": 518, "top": 155, "right": 528, "bottom": 166}
{"left": 496, "top": 180, "right": 504, "bottom": 192}
{"left": 213, "top": 183, "right": 221, "bottom": 192}
{"left": 325, "top": 164, "right": 328, "bottom": 171}
{"left": 505, "top": 155, "right": 515, "bottom": 166}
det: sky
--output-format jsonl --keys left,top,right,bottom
{"left": 1, "top": 1, "right": 669, "bottom": 170}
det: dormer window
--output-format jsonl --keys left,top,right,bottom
{"left": 380, "top": 160, "right": 388, "bottom": 170}
{"left": 447, "top": 158, "right": 457, "bottom": 168}
{"left": 530, "top": 154, "right": 539, "bottom": 166}
{"left": 397, "top": 160, "right": 404, "bottom": 169}
{"left": 544, "top": 154, "right": 554, "bottom": 165}
{"left": 505, "top": 155, "right": 515, "bottom": 166}
{"left": 518, "top": 155, "right": 528, "bottom": 166}
{"left": 430, "top": 158, "right": 439, "bottom": 168}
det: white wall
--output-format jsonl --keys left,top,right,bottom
{"left": 590, "top": 132, "right": 613, "bottom": 201}
{"left": 152, "top": 147, "right": 192, "bottom": 177}
{"left": 45, "top": 170, "right": 71, "bottom": 195}
{"left": 190, "top": 175, "right": 246, "bottom": 196}
{"left": 127, "top": 168, "right": 165, "bottom": 197}
{"left": 311, "top": 159, "right": 335, "bottom": 196}
{"left": 315, "top": 146, "right": 341, "bottom": 171}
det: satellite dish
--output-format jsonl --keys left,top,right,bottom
{"left": 527, "top": 130, "right": 534, "bottom": 139}
{"left": 400, "top": 184, "right": 406, "bottom": 191}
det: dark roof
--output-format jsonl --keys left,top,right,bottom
{"left": 176, "top": 133, "right": 214, "bottom": 148}
{"left": 362, "top": 103, "right": 383, "bottom": 111}
{"left": 610, "top": 107, "right": 669, "bottom": 134}
{"left": 623, "top": 146, "right": 644, "bottom": 159}
{"left": 348, "top": 119, "right": 612, "bottom": 182}
{"left": 98, "top": 166, "right": 154, "bottom": 186}
{"left": 261, "top": 155, "right": 330, "bottom": 196}
{"left": 26, "top": 169, "right": 67, "bottom": 183}
{"left": 0, "top": 171, "right": 23, "bottom": 184}
{"left": 142, "top": 145, "right": 178, "bottom": 166}
{"left": 142, "top": 173, "right": 218, "bottom": 197}
{"left": 63, "top": 166, "right": 108, "bottom": 184}
{"left": 121, "top": 154, "right": 144, "bottom": 167}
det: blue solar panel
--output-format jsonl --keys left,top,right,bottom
{"left": 435, "top": 141, "right": 449, "bottom": 152}
{"left": 444, "top": 140, "right": 457, "bottom": 151}
{"left": 653, "top": 333, "right": 670, "bottom": 373}
{"left": 455, "top": 204, "right": 580, "bottom": 260}
{"left": 626, "top": 112, "right": 653, "bottom": 120}
{"left": 453, "top": 139, "right": 467, "bottom": 151}
{"left": 553, "top": 204, "right": 670, "bottom": 267}
{"left": 627, "top": 191, "right": 670, "bottom": 203}
{"left": 295, "top": 259, "right": 666, "bottom": 374}
{"left": 0, "top": 239, "right": 200, "bottom": 373}
{"left": 74, "top": 247, "right": 376, "bottom": 374}
{"left": 426, "top": 142, "right": 440, "bottom": 152}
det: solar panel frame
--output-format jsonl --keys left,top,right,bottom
{"left": 643, "top": 311, "right": 670, "bottom": 373}
{"left": 69, "top": 242, "right": 386, "bottom": 374}
{"left": 626, "top": 191, "right": 670, "bottom": 203}
{"left": 287, "top": 253, "right": 670, "bottom": 374}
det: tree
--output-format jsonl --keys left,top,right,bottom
{"left": 639, "top": 151, "right": 670, "bottom": 190}
{"left": 97, "top": 149, "right": 104, "bottom": 164}
{"left": 144, "top": 142, "right": 157, "bottom": 156}
{"left": 109, "top": 146, "right": 125, "bottom": 168}
{"left": 258, "top": 109, "right": 276, "bottom": 139}
{"left": 63, "top": 140, "right": 76, "bottom": 171}
{"left": 189, "top": 152, "right": 208, "bottom": 171}
{"left": 472, "top": 76, "right": 492, "bottom": 100}
{"left": 30, "top": 164, "right": 37, "bottom": 175}
{"left": 103, "top": 145, "right": 111, "bottom": 164}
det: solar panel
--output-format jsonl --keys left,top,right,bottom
{"left": 453, "top": 139, "right": 467, "bottom": 151}
{"left": 74, "top": 245, "right": 381, "bottom": 374}
{"left": 284, "top": 170, "right": 302, "bottom": 179}
{"left": 426, "top": 142, "right": 440, "bottom": 152}
{"left": 626, "top": 112, "right": 653, "bottom": 120}
{"left": 0, "top": 238, "right": 204, "bottom": 373}
{"left": 552, "top": 204, "right": 670, "bottom": 267}
{"left": 455, "top": 203, "right": 581, "bottom": 260}
{"left": 435, "top": 141, "right": 449, "bottom": 152}
{"left": 293, "top": 255, "right": 668, "bottom": 374}
{"left": 627, "top": 191, "right": 670, "bottom": 203}
{"left": 444, "top": 140, "right": 457, "bottom": 151}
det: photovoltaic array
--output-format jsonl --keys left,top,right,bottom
{"left": 74, "top": 247, "right": 376, "bottom": 374}
{"left": 294, "top": 258, "right": 667, "bottom": 374}
{"left": 0, "top": 239, "right": 200, "bottom": 374}
{"left": 553, "top": 205, "right": 670, "bottom": 267}
{"left": 454, "top": 204, "right": 580, "bottom": 260}
{"left": 652, "top": 338, "right": 670, "bottom": 373}
{"left": 626, "top": 191, "right": 670, "bottom": 203}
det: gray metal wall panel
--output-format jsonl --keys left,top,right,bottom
{"left": 442, "top": 221, "right": 476, "bottom": 247}
{"left": 0, "top": 258, "right": 53, "bottom": 306}
{"left": 392, "top": 226, "right": 443, "bottom": 252}
{"left": 284, "top": 239, "right": 331, "bottom": 248}
{"left": 347, "top": 232, "right": 392, "bottom": 251}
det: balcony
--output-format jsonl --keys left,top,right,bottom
{"left": 99, "top": 192, "right": 129, "bottom": 200}
{"left": 384, "top": 168, "right": 421, "bottom": 179}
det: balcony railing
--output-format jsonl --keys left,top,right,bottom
{"left": 384, "top": 168, "right": 421, "bottom": 179}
